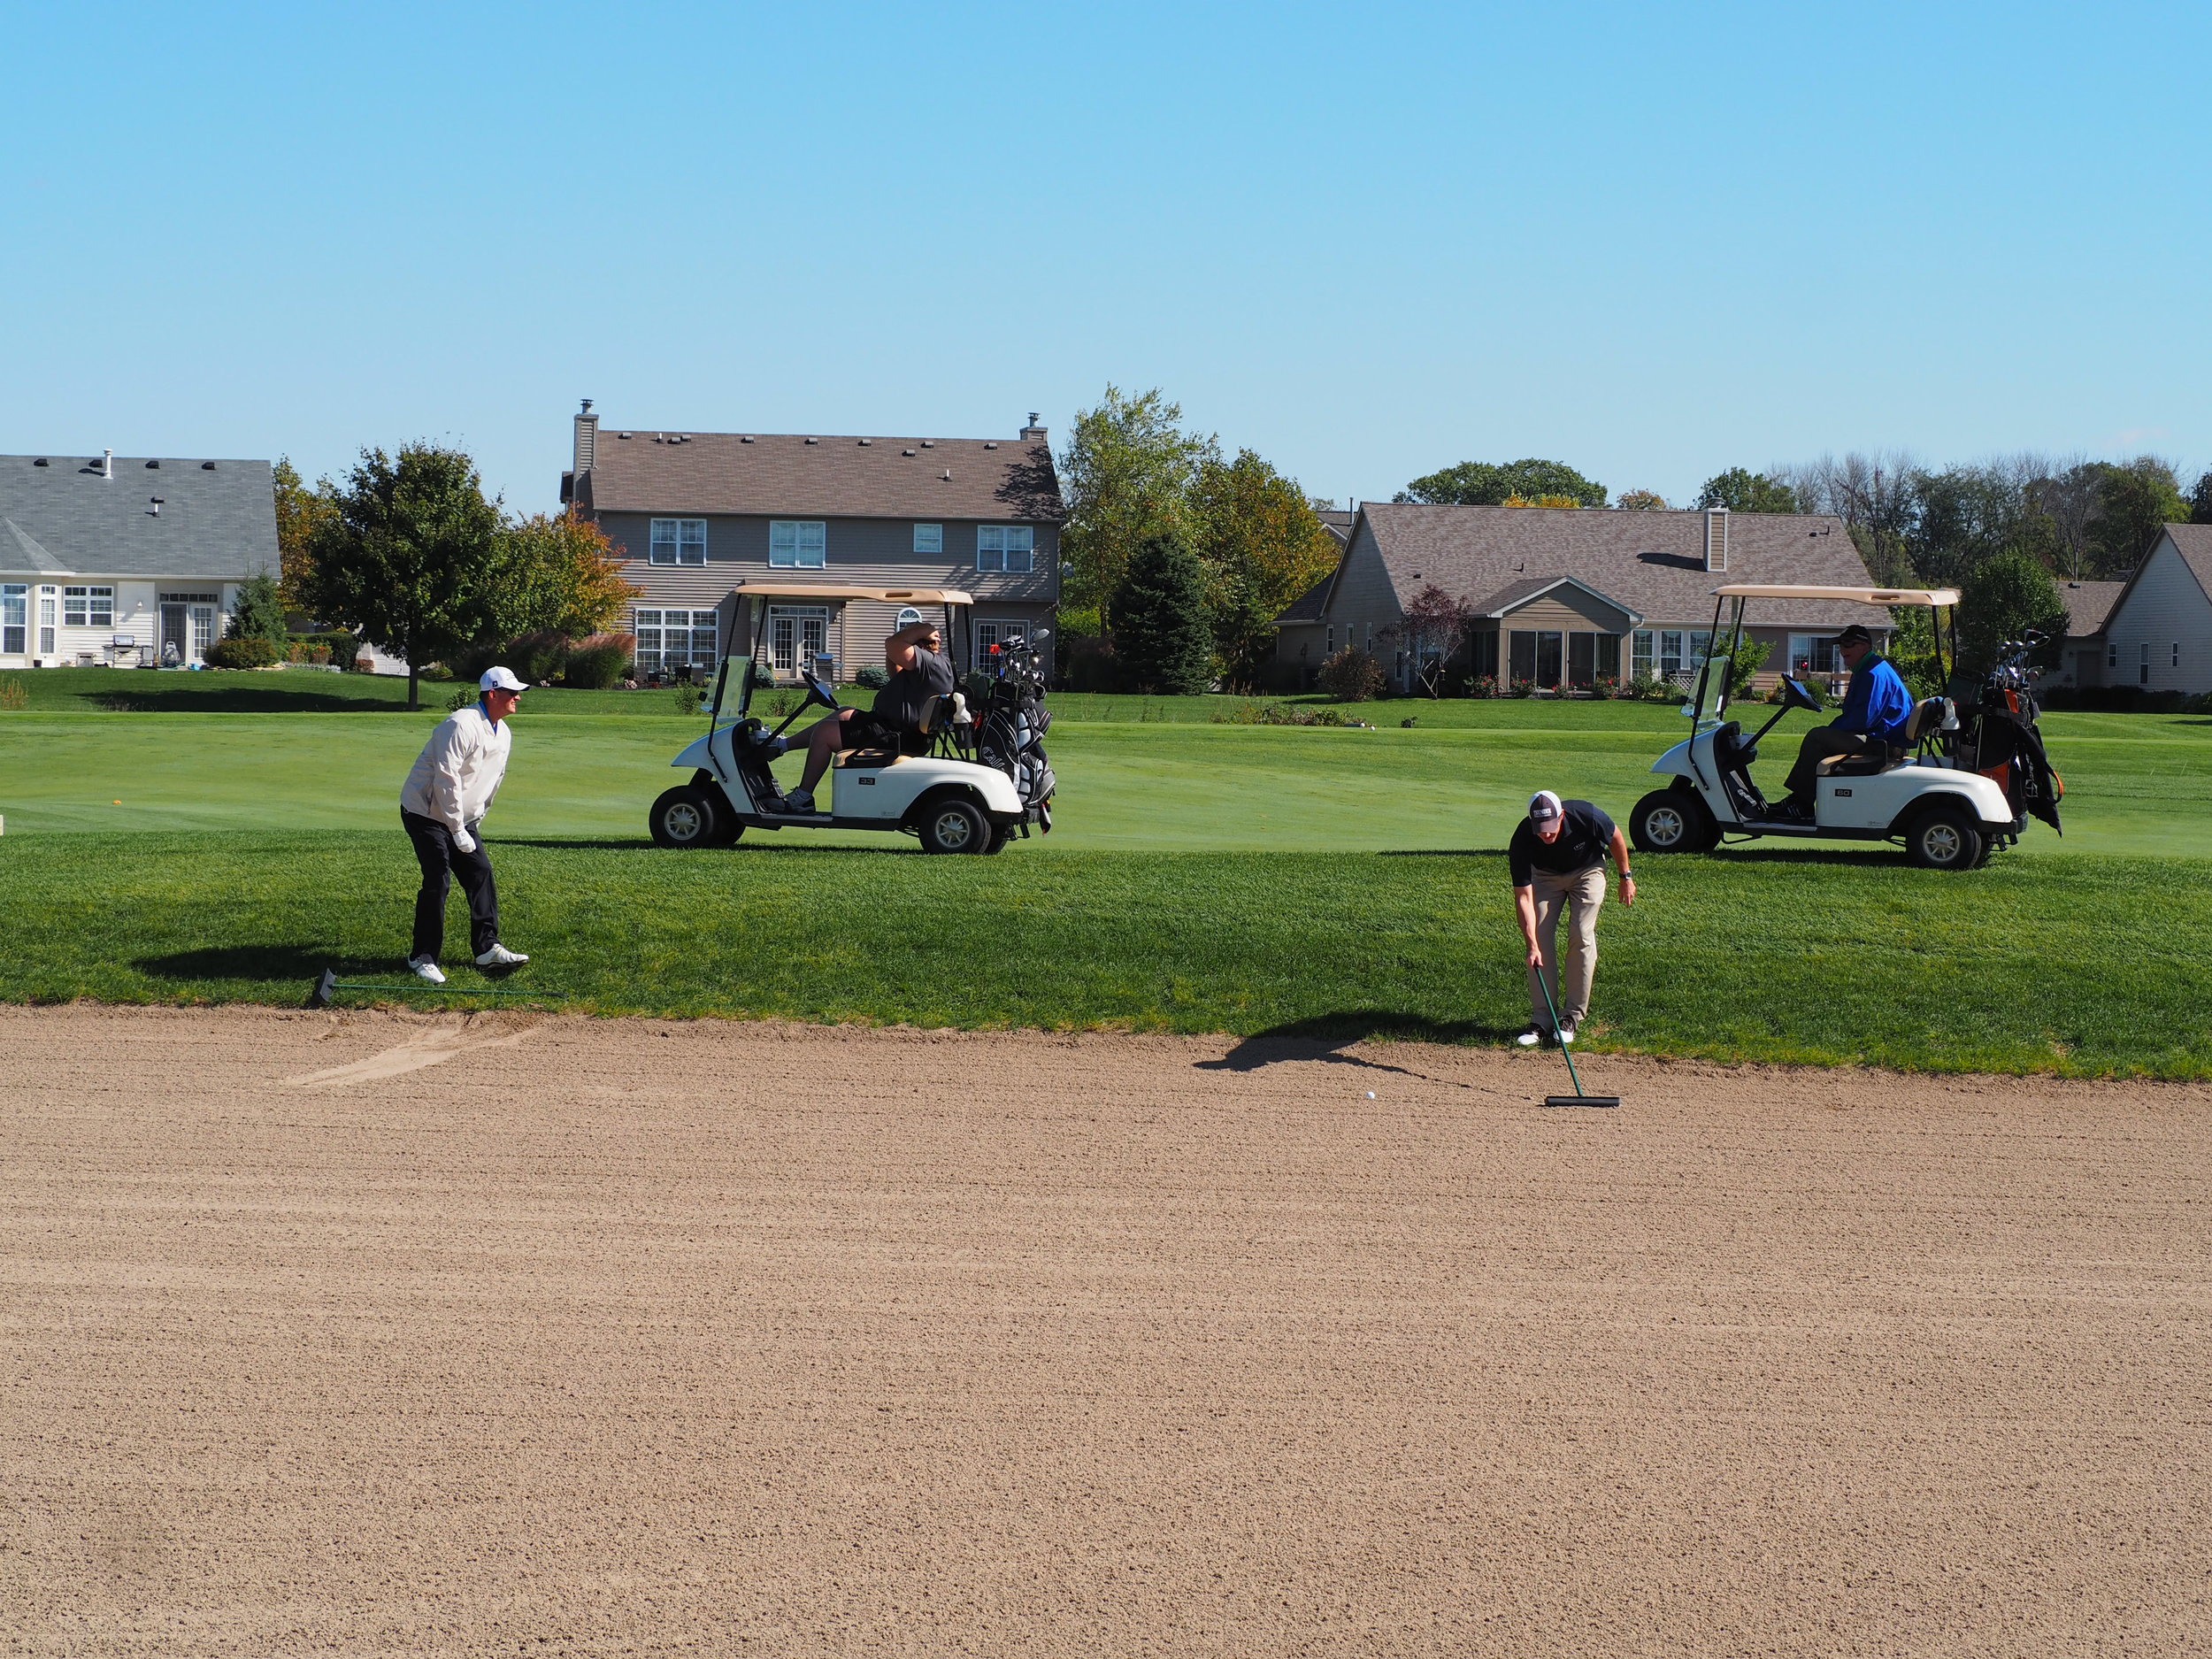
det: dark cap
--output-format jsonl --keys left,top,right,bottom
{"left": 1827, "top": 624, "right": 1876, "bottom": 649}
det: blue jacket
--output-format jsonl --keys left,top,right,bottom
{"left": 1838, "top": 654, "right": 1914, "bottom": 742}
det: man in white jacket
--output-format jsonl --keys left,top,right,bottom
{"left": 399, "top": 665, "right": 531, "bottom": 983}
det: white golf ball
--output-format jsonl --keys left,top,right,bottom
{"left": 1365, "top": 1091, "right": 1377, "bottom": 1099}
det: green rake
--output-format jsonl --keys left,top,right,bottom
{"left": 1533, "top": 965, "right": 1620, "bottom": 1109}
{"left": 310, "top": 967, "right": 557, "bottom": 1008}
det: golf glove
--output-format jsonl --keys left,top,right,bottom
{"left": 453, "top": 828, "right": 476, "bottom": 854}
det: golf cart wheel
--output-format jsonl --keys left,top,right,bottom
{"left": 649, "top": 786, "right": 725, "bottom": 849}
{"left": 1904, "top": 804, "right": 1984, "bottom": 871}
{"left": 981, "top": 823, "right": 1012, "bottom": 856}
{"left": 1629, "top": 787, "right": 1713, "bottom": 854}
{"left": 918, "top": 795, "right": 990, "bottom": 855}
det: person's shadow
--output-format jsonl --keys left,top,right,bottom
{"left": 1196, "top": 1011, "right": 1518, "bottom": 1076}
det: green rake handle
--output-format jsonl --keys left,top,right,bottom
{"left": 1532, "top": 961, "right": 1589, "bottom": 1099}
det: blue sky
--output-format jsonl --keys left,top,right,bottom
{"left": 4, "top": 1, "right": 2207, "bottom": 511}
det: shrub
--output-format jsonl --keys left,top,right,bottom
{"left": 1464, "top": 674, "right": 1498, "bottom": 699}
{"left": 206, "top": 634, "right": 280, "bottom": 669}
{"left": 290, "top": 629, "right": 357, "bottom": 670}
{"left": 855, "top": 664, "right": 891, "bottom": 690}
{"left": 0, "top": 676, "right": 26, "bottom": 711}
{"left": 1509, "top": 676, "right": 1537, "bottom": 698}
{"left": 1627, "top": 672, "right": 1666, "bottom": 700}
{"left": 1317, "top": 647, "right": 1385, "bottom": 702}
{"left": 563, "top": 642, "right": 630, "bottom": 690}
{"left": 1588, "top": 674, "right": 1618, "bottom": 700}
{"left": 1726, "top": 634, "right": 1771, "bottom": 697}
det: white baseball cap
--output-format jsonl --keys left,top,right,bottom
{"left": 480, "top": 665, "right": 527, "bottom": 693}
{"left": 1527, "top": 789, "right": 1564, "bottom": 826}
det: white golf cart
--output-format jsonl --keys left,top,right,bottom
{"left": 1627, "top": 583, "right": 2032, "bottom": 871}
{"left": 646, "top": 584, "right": 1054, "bottom": 856}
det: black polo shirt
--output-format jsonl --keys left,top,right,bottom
{"left": 1508, "top": 800, "right": 1616, "bottom": 887}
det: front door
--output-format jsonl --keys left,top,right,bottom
{"left": 765, "top": 606, "right": 830, "bottom": 679}
{"left": 159, "top": 604, "right": 189, "bottom": 664}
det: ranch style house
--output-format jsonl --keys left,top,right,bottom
{"left": 0, "top": 450, "right": 279, "bottom": 670}
{"left": 561, "top": 403, "right": 1063, "bottom": 681}
{"left": 1275, "top": 503, "right": 1893, "bottom": 694}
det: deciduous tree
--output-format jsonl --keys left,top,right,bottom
{"left": 1614, "top": 488, "right": 1669, "bottom": 511}
{"left": 1382, "top": 583, "right": 1471, "bottom": 697}
{"left": 1189, "top": 449, "right": 1341, "bottom": 685}
{"left": 1395, "top": 458, "right": 1607, "bottom": 508}
{"left": 483, "top": 512, "right": 639, "bottom": 642}
{"left": 273, "top": 457, "right": 338, "bottom": 610}
{"left": 1694, "top": 468, "right": 1800, "bottom": 515}
{"left": 1057, "top": 387, "right": 1215, "bottom": 610}
{"left": 1957, "top": 550, "right": 2067, "bottom": 673}
{"left": 2088, "top": 457, "right": 2186, "bottom": 575}
{"left": 297, "top": 443, "right": 504, "bottom": 710}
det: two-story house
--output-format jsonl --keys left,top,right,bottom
{"left": 561, "top": 403, "right": 1063, "bottom": 680}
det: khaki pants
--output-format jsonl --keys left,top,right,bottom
{"left": 1527, "top": 864, "right": 1606, "bottom": 1028}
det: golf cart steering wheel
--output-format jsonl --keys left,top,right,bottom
{"left": 1779, "top": 676, "right": 1820, "bottom": 712}
{"left": 800, "top": 667, "right": 839, "bottom": 709}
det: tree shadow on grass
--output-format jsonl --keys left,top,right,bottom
{"left": 1376, "top": 848, "right": 1512, "bottom": 858}
{"left": 1198, "top": 1010, "right": 1519, "bottom": 1076}
{"left": 87, "top": 687, "right": 412, "bottom": 713}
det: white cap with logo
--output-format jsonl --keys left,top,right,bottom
{"left": 480, "top": 665, "right": 527, "bottom": 693}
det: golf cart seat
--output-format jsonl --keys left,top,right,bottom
{"left": 1816, "top": 697, "right": 1951, "bottom": 776}
{"left": 835, "top": 695, "right": 945, "bottom": 769}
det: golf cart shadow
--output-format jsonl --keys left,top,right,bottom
{"left": 134, "top": 944, "right": 379, "bottom": 981}
{"left": 1199, "top": 1010, "right": 1520, "bottom": 1075}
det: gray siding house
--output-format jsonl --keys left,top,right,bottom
{"left": 1, "top": 450, "right": 279, "bottom": 669}
{"left": 2076, "top": 525, "right": 2212, "bottom": 695}
{"left": 562, "top": 404, "right": 1063, "bottom": 680}
{"left": 1278, "top": 503, "right": 1892, "bottom": 693}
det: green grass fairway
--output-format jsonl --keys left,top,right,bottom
{"left": 3, "top": 704, "right": 2207, "bottom": 855}
{"left": 3, "top": 833, "right": 2208, "bottom": 1078}
{"left": 4, "top": 680, "right": 2209, "bottom": 1072}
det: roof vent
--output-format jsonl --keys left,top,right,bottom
{"left": 805, "top": 437, "right": 819, "bottom": 445}
{"left": 145, "top": 459, "right": 160, "bottom": 469}
{"left": 677, "top": 434, "right": 689, "bottom": 442}
{"left": 902, "top": 448, "right": 916, "bottom": 457}
{"left": 150, "top": 496, "right": 165, "bottom": 515}
{"left": 1704, "top": 508, "right": 1729, "bottom": 572}
{"left": 920, "top": 440, "right": 934, "bottom": 448}
{"left": 102, "top": 449, "right": 114, "bottom": 479}
{"left": 741, "top": 434, "right": 754, "bottom": 443}
{"left": 983, "top": 442, "right": 999, "bottom": 449}
{"left": 857, "top": 438, "right": 872, "bottom": 446}
{"left": 201, "top": 461, "right": 216, "bottom": 470}
{"left": 940, "top": 469, "right": 952, "bottom": 480}
{"left": 33, "top": 457, "right": 47, "bottom": 466}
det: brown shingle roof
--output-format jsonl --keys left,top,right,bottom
{"left": 1359, "top": 503, "right": 1891, "bottom": 628}
{"left": 2163, "top": 523, "right": 2212, "bottom": 597}
{"left": 2055, "top": 579, "right": 2127, "bottom": 637}
{"left": 582, "top": 428, "right": 1063, "bottom": 523}
{"left": 1277, "top": 571, "right": 1335, "bottom": 623}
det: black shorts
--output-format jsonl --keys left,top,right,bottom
{"left": 841, "top": 710, "right": 900, "bottom": 749}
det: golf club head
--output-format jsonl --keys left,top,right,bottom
{"left": 310, "top": 967, "right": 338, "bottom": 1009}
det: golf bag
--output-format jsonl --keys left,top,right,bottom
{"left": 971, "top": 634, "right": 1056, "bottom": 816}
{"left": 1964, "top": 657, "right": 2062, "bottom": 833}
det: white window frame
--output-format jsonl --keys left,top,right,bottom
{"left": 912, "top": 523, "right": 943, "bottom": 555}
{"left": 634, "top": 607, "right": 718, "bottom": 675}
{"left": 769, "top": 520, "right": 826, "bottom": 569}
{"left": 649, "top": 518, "right": 708, "bottom": 566}
{"left": 1786, "top": 634, "right": 1843, "bottom": 678}
{"left": 976, "top": 618, "right": 1026, "bottom": 660}
{"left": 975, "top": 525, "right": 1034, "bottom": 572}
{"left": 39, "top": 588, "right": 58, "bottom": 656}
{"left": 764, "top": 605, "right": 830, "bottom": 675}
{"left": 0, "top": 585, "right": 23, "bottom": 654}
{"left": 64, "top": 585, "right": 115, "bottom": 628}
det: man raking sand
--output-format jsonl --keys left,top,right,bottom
{"left": 1509, "top": 789, "right": 1634, "bottom": 1048}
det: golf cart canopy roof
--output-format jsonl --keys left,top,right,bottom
{"left": 1711, "top": 582, "right": 1961, "bottom": 608}
{"left": 728, "top": 581, "right": 976, "bottom": 604}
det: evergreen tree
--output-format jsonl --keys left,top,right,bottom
{"left": 1111, "top": 533, "right": 1214, "bottom": 694}
{"left": 226, "top": 571, "right": 288, "bottom": 649}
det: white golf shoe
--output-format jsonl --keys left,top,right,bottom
{"left": 1515, "top": 1025, "right": 1546, "bottom": 1048}
{"left": 1556, "top": 1022, "right": 1578, "bottom": 1045}
{"left": 474, "top": 943, "right": 529, "bottom": 967}
{"left": 409, "top": 957, "right": 447, "bottom": 985}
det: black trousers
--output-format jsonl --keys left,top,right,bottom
{"left": 1783, "top": 723, "right": 1881, "bottom": 800}
{"left": 402, "top": 809, "right": 499, "bottom": 963}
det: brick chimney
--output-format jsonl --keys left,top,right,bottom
{"left": 1704, "top": 508, "right": 1729, "bottom": 572}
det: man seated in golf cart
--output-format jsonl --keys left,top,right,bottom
{"left": 780, "top": 620, "right": 955, "bottom": 813}
{"left": 1774, "top": 624, "right": 1913, "bottom": 821}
